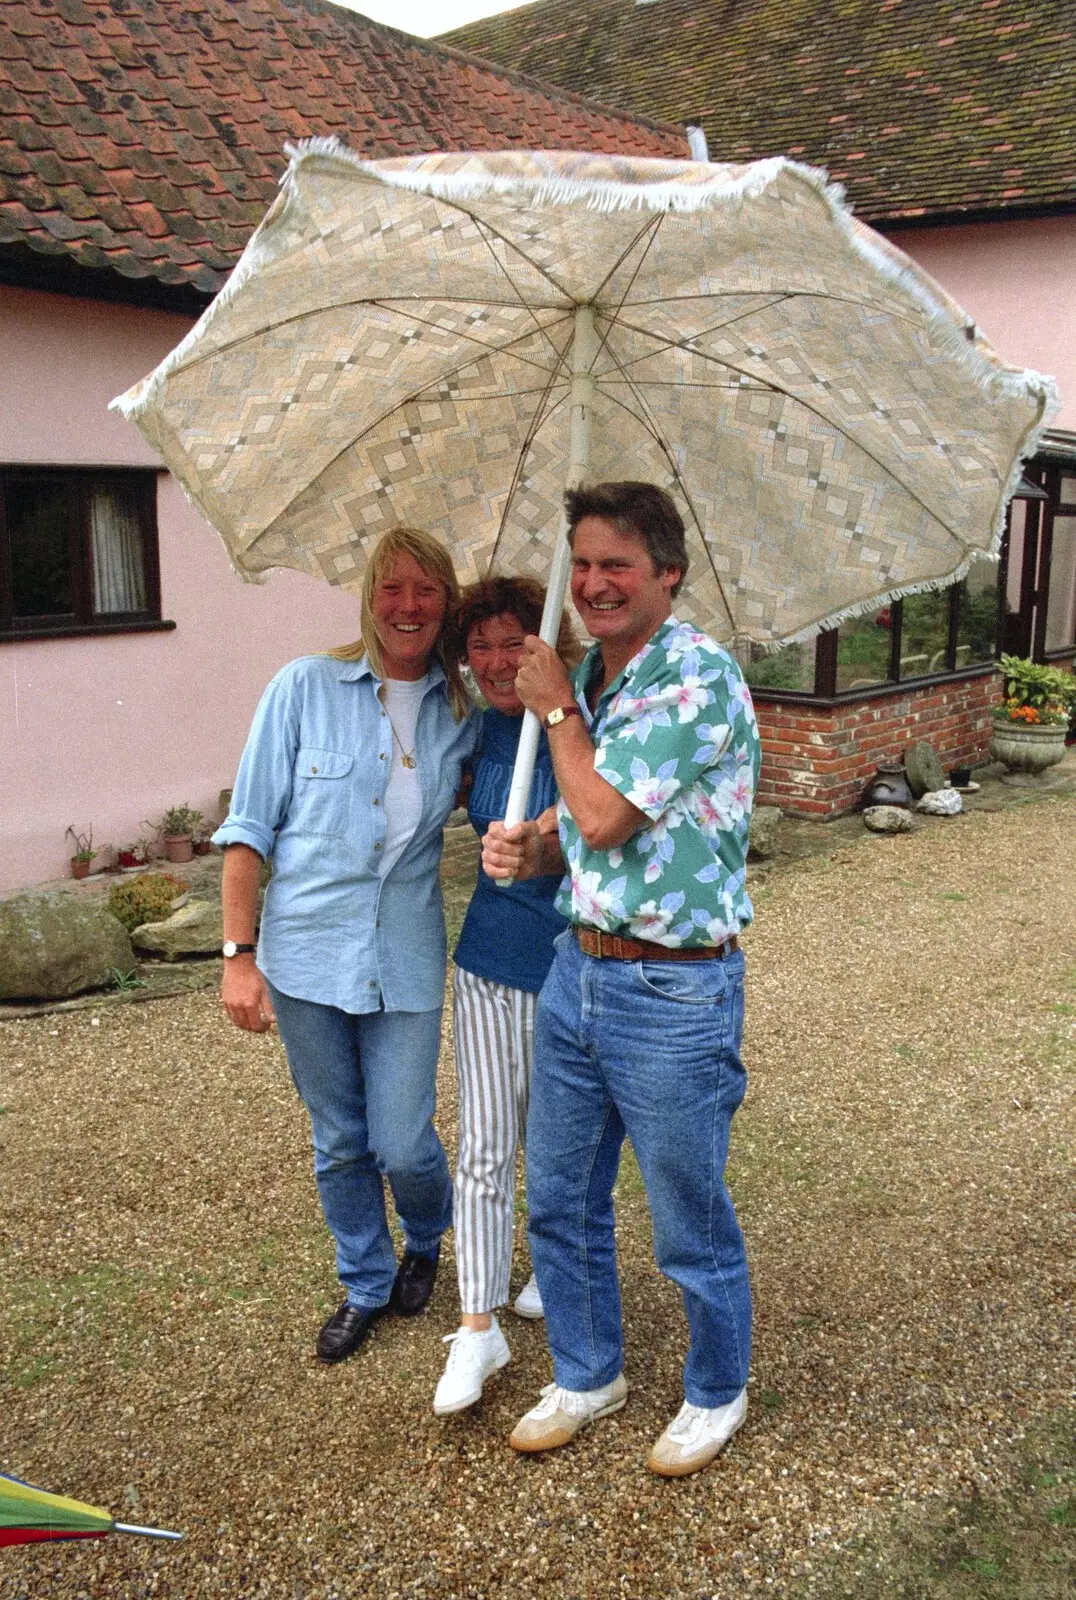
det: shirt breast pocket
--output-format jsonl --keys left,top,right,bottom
{"left": 289, "top": 747, "right": 354, "bottom": 838}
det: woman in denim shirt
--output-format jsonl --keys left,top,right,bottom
{"left": 215, "top": 526, "right": 478, "bottom": 1364}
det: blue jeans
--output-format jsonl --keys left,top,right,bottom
{"left": 268, "top": 985, "right": 453, "bottom": 1311}
{"left": 527, "top": 932, "right": 751, "bottom": 1407}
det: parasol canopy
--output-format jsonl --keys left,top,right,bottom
{"left": 113, "top": 143, "right": 1055, "bottom": 818}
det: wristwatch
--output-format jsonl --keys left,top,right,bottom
{"left": 221, "top": 941, "right": 257, "bottom": 959}
{"left": 545, "top": 704, "right": 582, "bottom": 729}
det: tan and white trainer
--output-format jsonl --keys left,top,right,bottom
{"left": 508, "top": 1373, "right": 627, "bottom": 1453}
{"left": 647, "top": 1388, "right": 747, "bottom": 1477}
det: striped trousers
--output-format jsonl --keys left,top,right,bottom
{"left": 451, "top": 966, "right": 537, "bottom": 1314}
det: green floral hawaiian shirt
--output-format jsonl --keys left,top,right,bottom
{"left": 554, "top": 615, "right": 762, "bottom": 948}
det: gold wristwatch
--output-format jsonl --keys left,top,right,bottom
{"left": 545, "top": 704, "right": 582, "bottom": 729}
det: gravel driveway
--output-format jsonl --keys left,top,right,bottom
{"left": 1, "top": 790, "right": 1073, "bottom": 1598}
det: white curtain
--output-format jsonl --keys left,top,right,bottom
{"left": 90, "top": 485, "right": 147, "bottom": 614}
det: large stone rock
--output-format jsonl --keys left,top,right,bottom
{"left": 916, "top": 787, "right": 963, "bottom": 815}
{"left": 132, "top": 899, "right": 224, "bottom": 958}
{"left": 905, "top": 740, "right": 946, "bottom": 797}
{"left": 0, "top": 891, "right": 135, "bottom": 1001}
{"left": 748, "top": 805, "right": 784, "bottom": 859}
{"left": 863, "top": 805, "right": 914, "bottom": 834}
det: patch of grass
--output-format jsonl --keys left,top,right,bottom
{"left": 939, "top": 891, "right": 968, "bottom": 902}
{"left": 1, "top": 1262, "right": 145, "bottom": 1386}
{"left": 795, "top": 1412, "right": 1076, "bottom": 1599}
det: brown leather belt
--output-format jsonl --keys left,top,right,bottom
{"left": 573, "top": 926, "right": 738, "bottom": 963}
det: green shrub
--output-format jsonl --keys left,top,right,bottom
{"left": 107, "top": 872, "right": 187, "bottom": 932}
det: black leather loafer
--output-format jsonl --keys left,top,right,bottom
{"left": 315, "top": 1300, "right": 387, "bottom": 1363}
{"left": 389, "top": 1247, "right": 440, "bottom": 1317}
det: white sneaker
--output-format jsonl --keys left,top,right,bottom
{"left": 512, "top": 1273, "right": 544, "bottom": 1320}
{"left": 508, "top": 1372, "right": 628, "bottom": 1453}
{"left": 647, "top": 1388, "right": 747, "bottom": 1477}
{"left": 432, "top": 1320, "right": 510, "bottom": 1416}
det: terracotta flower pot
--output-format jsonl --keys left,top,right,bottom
{"left": 988, "top": 714, "right": 1067, "bottom": 785}
{"left": 70, "top": 857, "right": 91, "bottom": 880}
{"left": 163, "top": 833, "right": 194, "bottom": 863}
{"left": 192, "top": 838, "right": 215, "bottom": 855}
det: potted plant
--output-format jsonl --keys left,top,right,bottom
{"left": 989, "top": 654, "right": 1076, "bottom": 785}
{"left": 66, "top": 825, "right": 98, "bottom": 880}
{"left": 192, "top": 818, "right": 217, "bottom": 856}
{"left": 158, "top": 804, "right": 203, "bottom": 864}
{"left": 117, "top": 835, "right": 154, "bottom": 870}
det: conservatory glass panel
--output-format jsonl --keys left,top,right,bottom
{"left": 740, "top": 640, "right": 815, "bottom": 693}
{"left": 835, "top": 607, "right": 892, "bottom": 691}
{"left": 1045, "top": 515, "right": 1076, "bottom": 652}
{"left": 899, "top": 589, "right": 951, "bottom": 677}
{"left": 954, "top": 561, "right": 999, "bottom": 665}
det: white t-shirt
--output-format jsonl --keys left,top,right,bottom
{"left": 379, "top": 676, "right": 427, "bottom": 877}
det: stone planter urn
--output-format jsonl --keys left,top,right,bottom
{"left": 163, "top": 833, "right": 194, "bottom": 863}
{"left": 988, "top": 714, "right": 1068, "bottom": 786}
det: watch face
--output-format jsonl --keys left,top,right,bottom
{"left": 222, "top": 940, "right": 238, "bottom": 958}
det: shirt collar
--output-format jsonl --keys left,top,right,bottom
{"left": 336, "top": 654, "right": 447, "bottom": 693}
{"left": 577, "top": 614, "right": 680, "bottom": 704}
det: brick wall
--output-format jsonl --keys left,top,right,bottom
{"left": 754, "top": 670, "right": 1000, "bottom": 817}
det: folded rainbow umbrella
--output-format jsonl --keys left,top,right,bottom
{"left": 0, "top": 1472, "right": 181, "bottom": 1548}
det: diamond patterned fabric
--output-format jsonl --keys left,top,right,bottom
{"left": 116, "top": 145, "right": 1054, "bottom": 645}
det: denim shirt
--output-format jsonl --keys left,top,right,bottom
{"left": 213, "top": 654, "right": 479, "bottom": 1015}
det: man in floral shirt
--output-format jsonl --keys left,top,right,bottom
{"left": 483, "top": 481, "right": 761, "bottom": 1478}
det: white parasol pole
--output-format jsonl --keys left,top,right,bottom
{"left": 497, "top": 304, "right": 596, "bottom": 872}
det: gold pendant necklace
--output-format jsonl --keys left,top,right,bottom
{"left": 383, "top": 709, "right": 418, "bottom": 770}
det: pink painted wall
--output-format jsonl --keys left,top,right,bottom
{"left": 889, "top": 214, "right": 1076, "bottom": 431}
{"left": 1, "top": 286, "right": 361, "bottom": 893}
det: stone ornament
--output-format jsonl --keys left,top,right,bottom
{"left": 904, "top": 740, "right": 946, "bottom": 797}
{"left": 916, "top": 787, "right": 964, "bottom": 815}
{"left": 863, "top": 805, "right": 914, "bottom": 833}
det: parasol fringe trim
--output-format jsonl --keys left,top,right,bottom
{"left": 745, "top": 549, "right": 997, "bottom": 654}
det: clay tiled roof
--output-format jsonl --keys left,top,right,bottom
{"left": 0, "top": 0, "right": 688, "bottom": 302}
{"left": 441, "top": 0, "right": 1076, "bottom": 224}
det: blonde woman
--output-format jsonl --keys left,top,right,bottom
{"left": 216, "top": 527, "right": 477, "bottom": 1364}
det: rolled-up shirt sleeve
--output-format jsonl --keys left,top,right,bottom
{"left": 212, "top": 666, "right": 301, "bottom": 860}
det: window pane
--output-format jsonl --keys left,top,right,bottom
{"left": 6, "top": 479, "right": 74, "bottom": 619}
{"left": 835, "top": 607, "right": 893, "bottom": 691}
{"left": 90, "top": 484, "right": 147, "bottom": 614}
{"left": 1006, "top": 498, "right": 1027, "bottom": 612}
{"left": 1045, "top": 515, "right": 1076, "bottom": 652}
{"left": 900, "top": 588, "right": 951, "bottom": 677}
{"left": 740, "top": 640, "right": 815, "bottom": 692}
{"left": 955, "top": 561, "right": 999, "bottom": 665}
